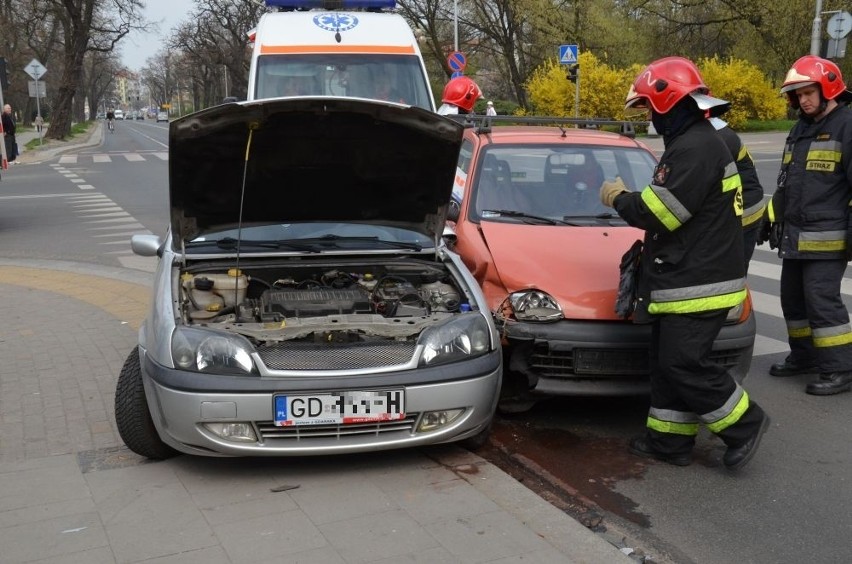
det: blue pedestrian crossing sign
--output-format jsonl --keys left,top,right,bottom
{"left": 559, "top": 44, "right": 578, "bottom": 65}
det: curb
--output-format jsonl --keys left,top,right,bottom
{"left": 16, "top": 122, "right": 103, "bottom": 164}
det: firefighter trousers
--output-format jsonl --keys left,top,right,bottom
{"left": 780, "top": 258, "right": 852, "bottom": 373}
{"left": 646, "top": 311, "right": 766, "bottom": 456}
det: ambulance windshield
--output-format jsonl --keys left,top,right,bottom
{"left": 255, "top": 54, "right": 433, "bottom": 110}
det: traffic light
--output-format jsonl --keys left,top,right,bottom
{"left": 566, "top": 64, "right": 579, "bottom": 83}
{"left": 0, "top": 57, "right": 8, "bottom": 90}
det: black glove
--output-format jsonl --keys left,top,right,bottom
{"left": 769, "top": 222, "right": 783, "bottom": 250}
{"left": 757, "top": 218, "right": 771, "bottom": 245}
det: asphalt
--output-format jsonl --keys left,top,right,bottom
{"left": 0, "top": 124, "right": 635, "bottom": 563}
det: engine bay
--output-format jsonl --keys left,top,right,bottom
{"left": 179, "top": 260, "right": 471, "bottom": 343}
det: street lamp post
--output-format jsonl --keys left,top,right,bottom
{"left": 812, "top": 0, "right": 824, "bottom": 55}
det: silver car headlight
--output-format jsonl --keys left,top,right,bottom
{"left": 171, "top": 326, "right": 257, "bottom": 374}
{"left": 418, "top": 314, "right": 492, "bottom": 367}
{"left": 507, "top": 290, "right": 563, "bottom": 322}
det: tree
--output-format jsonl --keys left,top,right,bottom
{"left": 45, "top": 0, "right": 146, "bottom": 141}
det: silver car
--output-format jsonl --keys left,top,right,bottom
{"left": 115, "top": 98, "right": 502, "bottom": 458}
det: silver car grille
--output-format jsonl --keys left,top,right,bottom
{"left": 258, "top": 342, "right": 417, "bottom": 370}
{"left": 256, "top": 414, "right": 419, "bottom": 441}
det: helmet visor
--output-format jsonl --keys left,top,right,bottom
{"left": 780, "top": 80, "right": 816, "bottom": 94}
{"left": 689, "top": 92, "right": 731, "bottom": 117}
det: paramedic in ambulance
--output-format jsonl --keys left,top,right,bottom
{"left": 437, "top": 76, "right": 483, "bottom": 116}
{"left": 372, "top": 74, "right": 406, "bottom": 104}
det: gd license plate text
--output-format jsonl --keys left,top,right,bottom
{"left": 274, "top": 390, "right": 404, "bottom": 426}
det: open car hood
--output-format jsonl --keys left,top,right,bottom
{"left": 168, "top": 98, "right": 464, "bottom": 247}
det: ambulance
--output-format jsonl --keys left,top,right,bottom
{"left": 247, "top": 0, "right": 436, "bottom": 110}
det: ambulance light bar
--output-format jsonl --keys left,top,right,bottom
{"left": 264, "top": 0, "right": 396, "bottom": 9}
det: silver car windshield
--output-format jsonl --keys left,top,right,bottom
{"left": 187, "top": 222, "right": 434, "bottom": 252}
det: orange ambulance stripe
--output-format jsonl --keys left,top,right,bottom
{"left": 260, "top": 44, "right": 416, "bottom": 54}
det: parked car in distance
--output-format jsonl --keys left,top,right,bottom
{"left": 444, "top": 116, "right": 755, "bottom": 411}
{"left": 114, "top": 98, "right": 502, "bottom": 459}
{"left": 114, "top": 109, "right": 124, "bottom": 120}
{"left": 136, "top": 112, "right": 144, "bottom": 120}
{"left": 156, "top": 111, "right": 169, "bottom": 122}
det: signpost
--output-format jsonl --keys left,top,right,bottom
{"left": 826, "top": 11, "right": 852, "bottom": 59}
{"left": 24, "top": 59, "right": 47, "bottom": 145}
{"left": 447, "top": 51, "right": 466, "bottom": 79}
{"left": 559, "top": 45, "right": 580, "bottom": 118}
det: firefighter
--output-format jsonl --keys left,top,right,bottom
{"left": 710, "top": 117, "right": 766, "bottom": 274}
{"left": 678, "top": 58, "right": 766, "bottom": 273}
{"left": 599, "top": 56, "right": 770, "bottom": 470}
{"left": 437, "top": 76, "right": 482, "bottom": 116}
{"left": 760, "top": 55, "right": 852, "bottom": 396}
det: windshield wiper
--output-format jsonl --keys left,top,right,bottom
{"left": 187, "top": 237, "right": 320, "bottom": 253}
{"left": 306, "top": 234, "right": 424, "bottom": 251}
{"left": 482, "top": 209, "right": 560, "bottom": 225}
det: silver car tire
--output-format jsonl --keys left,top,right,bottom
{"left": 115, "top": 347, "right": 178, "bottom": 459}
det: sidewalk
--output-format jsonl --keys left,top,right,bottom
{"left": 0, "top": 121, "right": 636, "bottom": 563}
{"left": 11, "top": 121, "right": 103, "bottom": 166}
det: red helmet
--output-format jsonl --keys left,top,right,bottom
{"left": 625, "top": 56, "right": 729, "bottom": 116}
{"left": 780, "top": 55, "right": 850, "bottom": 107}
{"left": 441, "top": 76, "right": 483, "bottom": 113}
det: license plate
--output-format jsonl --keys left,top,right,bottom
{"left": 273, "top": 390, "right": 405, "bottom": 426}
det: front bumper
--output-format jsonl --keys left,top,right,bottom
{"left": 502, "top": 312, "right": 756, "bottom": 396}
{"left": 139, "top": 349, "right": 501, "bottom": 456}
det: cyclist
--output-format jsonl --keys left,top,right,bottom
{"left": 106, "top": 109, "right": 115, "bottom": 133}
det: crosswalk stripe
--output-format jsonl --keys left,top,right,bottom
{"left": 56, "top": 153, "right": 170, "bottom": 164}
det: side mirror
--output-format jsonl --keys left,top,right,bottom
{"left": 447, "top": 199, "right": 461, "bottom": 223}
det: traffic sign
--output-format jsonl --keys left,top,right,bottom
{"left": 24, "top": 59, "right": 47, "bottom": 80}
{"left": 827, "top": 11, "right": 852, "bottom": 40}
{"left": 27, "top": 81, "right": 46, "bottom": 98}
{"left": 447, "top": 51, "right": 467, "bottom": 73}
{"left": 450, "top": 71, "right": 463, "bottom": 79}
{"left": 559, "top": 44, "right": 578, "bottom": 65}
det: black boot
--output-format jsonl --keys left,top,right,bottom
{"left": 628, "top": 436, "right": 692, "bottom": 466}
{"left": 769, "top": 357, "right": 817, "bottom": 377}
{"left": 805, "top": 371, "right": 852, "bottom": 396}
{"left": 723, "top": 414, "right": 770, "bottom": 471}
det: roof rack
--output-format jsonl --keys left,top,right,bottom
{"left": 443, "top": 114, "right": 647, "bottom": 139}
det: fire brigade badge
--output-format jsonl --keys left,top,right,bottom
{"left": 653, "top": 163, "right": 670, "bottom": 185}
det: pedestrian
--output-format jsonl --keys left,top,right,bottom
{"left": 437, "top": 76, "right": 482, "bottom": 116}
{"left": 760, "top": 55, "right": 852, "bottom": 396}
{"left": 599, "top": 56, "right": 770, "bottom": 470}
{"left": 2, "top": 103, "right": 18, "bottom": 165}
{"left": 486, "top": 100, "right": 497, "bottom": 116}
{"left": 34, "top": 114, "right": 44, "bottom": 133}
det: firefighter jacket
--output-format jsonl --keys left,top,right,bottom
{"left": 767, "top": 105, "right": 852, "bottom": 260}
{"left": 614, "top": 119, "right": 746, "bottom": 316}
{"left": 715, "top": 124, "right": 765, "bottom": 230}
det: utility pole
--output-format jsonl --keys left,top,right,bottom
{"left": 812, "top": 0, "right": 824, "bottom": 55}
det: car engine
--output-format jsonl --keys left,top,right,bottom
{"left": 179, "top": 262, "right": 467, "bottom": 344}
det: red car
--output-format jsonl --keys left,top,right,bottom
{"left": 445, "top": 117, "right": 755, "bottom": 409}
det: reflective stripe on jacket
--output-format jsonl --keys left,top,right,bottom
{"left": 614, "top": 119, "right": 746, "bottom": 316}
{"left": 715, "top": 124, "right": 766, "bottom": 228}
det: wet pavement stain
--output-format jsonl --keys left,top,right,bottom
{"left": 482, "top": 417, "right": 653, "bottom": 527}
